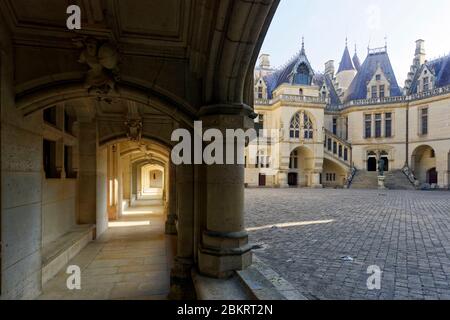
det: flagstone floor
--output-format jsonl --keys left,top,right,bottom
{"left": 38, "top": 199, "right": 175, "bottom": 300}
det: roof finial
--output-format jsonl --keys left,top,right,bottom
{"left": 354, "top": 44, "right": 357, "bottom": 55}
{"left": 300, "top": 35, "right": 305, "bottom": 54}
{"left": 345, "top": 36, "right": 348, "bottom": 47}
{"left": 384, "top": 35, "right": 388, "bottom": 50}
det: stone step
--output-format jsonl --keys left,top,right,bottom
{"left": 350, "top": 171, "right": 378, "bottom": 189}
{"left": 385, "top": 170, "right": 416, "bottom": 190}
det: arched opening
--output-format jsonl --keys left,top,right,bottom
{"left": 289, "top": 146, "right": 314, "bottom": 187}
{"left": 367, "top": 152, "right": 377, "bottom": 171}
{"left": 412, "top": 145, "right": 437, "bottom": 185}
{"left": 0, "top": 0, "right": 280, "bottom": 300}
{"left": 380, "top": 151, "right": 389, "bottom": 172}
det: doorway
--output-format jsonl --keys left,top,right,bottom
{"left": 259, "top": 174, "right": 266, "bottom": 187}
{"left": 367, "top": 157, "right": 377, "bottom": 172}
{"left": 427, "top": 168, "right": 438, "bottom": 184}
{"left": 288, "top": 173, "right": 298, "bottom": 186}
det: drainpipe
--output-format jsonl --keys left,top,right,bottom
{"left": 406, "top": 102, "right": 410, "bottom": 166}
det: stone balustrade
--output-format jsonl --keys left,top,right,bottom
{"left": 323, "top": 129, "right": 352, "bottom": 167}
{"left": 256, "top": 85, "right": 450, "bottom": 110}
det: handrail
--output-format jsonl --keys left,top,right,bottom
{"left": 401, "top": 165, "right": 419, "bottom": 188}
{"left": 324, "top": 129, "right": 351, "bottom": 148}
{"left": 346, "top": 165, "right": 357, "bottom": 188}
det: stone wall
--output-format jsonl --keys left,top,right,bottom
{"left": 1, "top": 29, "right": 43, "bottom": 299}
{"left": 42, "top": 179, "right": 77, "bottom": 246}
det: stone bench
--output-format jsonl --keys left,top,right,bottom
{"left": 42, "top": 225, "right": 95, "bottom": 286}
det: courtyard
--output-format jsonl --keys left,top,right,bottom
{"left": 245, "top": 188, "right": 450, "bottom": 300}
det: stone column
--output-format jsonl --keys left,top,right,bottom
{"left": 197, "top": 109, "right": 253, "bottom": 278}
{"left": 311, "top": 172, "right": 323, "bottom": 188}
{"left": 278, "top": 171, "right": 289, "bottom": 188}
{"left": 170, "top": 163, "right": 194, "bottom": 299}
{"left": 107, "top": 144, "right": 119, "bottom": 220}
{"left": 78, "top": 121, "right": 97, "bottom": 225}
{"left": 165, "top": 162, "right": 178, "bottom": 235}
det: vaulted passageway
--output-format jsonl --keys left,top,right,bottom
{"left": 0, "top": 0, "right": 280, "bottom": 300}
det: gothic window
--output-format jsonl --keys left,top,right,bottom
{"left": 290, "top": 113, "right": 301, "bottom": 139}
{"left": 294, "top": 63, "right": 311, "bottom": 85}
{"left": 290, "top": 111, "right": 314, "bottom": 140}
{"left": 376, "top": 74, "right": 381, "bottom": 81}
{"left": 304, "top": 114, "right": 314, "bottom": 139}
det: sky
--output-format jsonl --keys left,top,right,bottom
{"left": 260, "top": 0, "right": 450, "bottom": 85}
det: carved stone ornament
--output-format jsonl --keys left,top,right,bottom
{"left": 75, "top": 37, "right": 120, "bottom": 97}
{"left": 125, "top": 118, "right": 143, "bottom": 142}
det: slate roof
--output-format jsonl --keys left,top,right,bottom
{"left": 353, "top": 52, "right": 361, "bottom": 71}
{"left": 409, "top": 54, "right": 450, "bottom": 94}
{"left": 345, "top": 50, "right": 402, "bottom": 102}
{"left": 262, "top": 46, "right": 316, "bottom": 98}
{"left": 337, "top": 46, "right": 355, "bottom": 73}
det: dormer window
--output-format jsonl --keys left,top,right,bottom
{"left": 257, "top": 86, "right": 263, "bottom": 99}
{"left": 423, "top": 77, "right": 429, "bottom": 92}
{"left": 367, "top": 67, "right": 390, "bottom": 99}
{"left": 294, "top": 63, "right": 312, "bottom": 85}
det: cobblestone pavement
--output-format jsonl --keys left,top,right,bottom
{"left": 245, "top": 188, "right": 450, "bottom": 300}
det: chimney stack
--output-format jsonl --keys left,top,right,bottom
{"left": 259, "top": 54, "right": 271, "bottom": 69}
{"left": 414, "top": 39, "right": 426, "bottom": 66}
{"left": 325, "top": 60, "right": 335, "bottom": 78}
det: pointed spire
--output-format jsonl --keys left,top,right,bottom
{"left": 338, "top": 38, "right": 355, "bottom": 73}
{"left": 353, "top": 44, "right": 361, "bottom": 71}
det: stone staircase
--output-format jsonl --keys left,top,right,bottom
{"left": 384, "top": 170, "right": 417, "bottom": 190}
{"left": 350, "top": 171, "right": 379, "bottom": 189}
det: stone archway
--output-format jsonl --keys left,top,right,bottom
{"left": 411, "top": 145, "right": 437, "bottom": 185}
{"left": 0, "top": 0, "right": 281, "bottom": 300}
{"left": 289, "top": 146, "right": 314, "bottom": 187}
